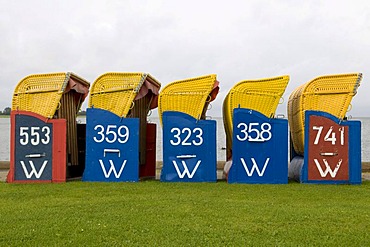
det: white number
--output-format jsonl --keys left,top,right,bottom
{"left": 30, "top": 127, "right": 40, "bottom": 145}
{"left": 236, "top": 123, "right": 248, "bottom": 141}
{"left": 93, "top": 125, "right": 105, "bottom": 143}
{"left": 19, "top": 127, "right": 29, "bottom": 145}
{"left": 170, "top": 128, "right": 181, "bottom": 146}
{"left": 339, "top": 127, "right": 345, "bottom": 145}
{"left": 170, "top": 127, "right": 204, "bottom": 146}
{"left": 93, "top": 125, "right": 130, "bottom": 144}
{"left": 260, "top": 123, "right": 272, "bottom": 141}
{"left": 105, "top": 125, "right": 117, "bottom": 143}
{"left": 193, "top": 128, "right": 203, "bottom": 146}
{"left": 312, "top": 125, "right": 342, "bottom": 145}
{"left": 118, "top": 126, "right": 129, "bottom": 143}
{"left": 248, "top": 123, "right": 259, "bottom": 141}
{"left": 324, "top": 127, "right": 336, "bottom": 145}
{"left": 182, "top": 128, "right": 192, "bottom": 145}
{"left": 41, "top": 126, "right": 50, "bottom": 145}
{"left": 312, "top": 126, "right": 323, "bottom": 145}
{"left": 19, "top": 126, "right": 51, "bottom": 145}
{"left": 236, "top": 122, "right": 272, "bottom": 142}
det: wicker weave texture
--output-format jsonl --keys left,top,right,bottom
{"left": 288, "top": 73, "right": 362, "bottom": 155}
{"left": 89, "top": 73, "right": 149, "bottom": 117}
{"left": 222, "top": 75, "right": 290, "bottom": 159}
{"left": 89, "top": 72, "right": 161, "bottom": 165}
{"left": 12, "top": 73, "right": 68, "bottom": 118}
{"left": 12, "top": 72, "right": 90, "bottom": 167}
{"left": 158, "top": 74, "right": 218, "bottom": 122}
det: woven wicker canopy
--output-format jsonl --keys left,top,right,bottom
{"left": 89, "top": 72, "right": 161, "bottom": 118}
{"left": 158, "top": 74, "right": 219, "bottom": 124}
{"left": 288, "top": 73, "right": 362, "bottom": 155}
{"left": 89, "top": 72, "right": 161, "bottom": 165}
{"left": 12, "top": 72, "right": 90, "bottom": 168}
{"left": 222, "top": 75, "right": 290, "bottom": 160}
{"left": 12, "top": 72, "right": 89, "bottom": 119}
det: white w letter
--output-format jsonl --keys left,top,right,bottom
{"left": 99, "top": 159, "right": 127, "bottom": 178}
{"left": 240, "top": 158, "right": 270, "bottom": 176}
{"left": 172, "top": 160, "right": 201, "bottom": 179}
{"left": 314, "top": 159, "right": 342, "bottom": 178}
{"left": 20, "top": 160, "right": 48, "bottom": 179}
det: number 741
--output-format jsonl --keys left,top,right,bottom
{"left": 312, "top": 126, "right": 345, "bottom": 145}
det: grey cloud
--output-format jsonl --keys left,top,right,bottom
{"left": 0, "top": 0, "right": 369, "bottom": 117}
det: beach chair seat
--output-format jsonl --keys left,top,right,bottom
{"left": 89, "top": 72, "right": 161, "bottom": 165}
{"left": 222, "top": 75, "right": 290, "bottom": 160}
{"left": 158, "top": 74, "right": 219, "bottom": 124}
{"left": 288, "top": 73, "right": 362, "bottom": 156}
{"left": 12, "top": 72, "right": 90, "bottom": 168}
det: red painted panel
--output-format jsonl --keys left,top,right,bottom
{"left": 139, "top": 123, "right": 156, "bottom": 178}
{"left": 6, "top": 111, "right": 17, "bottom": 183}
{"left": 7, "top": 110, "right": 66, "bottom": 183}
{"left": 307, "top": 115, "right": 349, "bottom": 181}
{"left": 52, "top": 119, "right": 67, "bottom": 183}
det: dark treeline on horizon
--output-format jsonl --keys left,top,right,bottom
{"left": 0, "top": 107, "right": 10, "bottom": 115}
{"left": 0, "top": 107, "right": 87, "bottom": 116}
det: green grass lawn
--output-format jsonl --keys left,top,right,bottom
{"left": 1, "top": 181, "right": 369, "bottom": 246}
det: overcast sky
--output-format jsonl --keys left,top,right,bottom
{"left": 1, "top": 0, "right": 369, "bottom": 117}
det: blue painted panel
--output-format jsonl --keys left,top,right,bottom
{"left": 14, "top": 114, "right": 53, "bottom": 181}
{"left": 161, "top": 111, "right": 217, "bottom": 182}
{"left": 82, "top": 108, "right": 139, "bottom": 182}
{"left": 228, "top": 108, "right": 288, "bottom": 184}
{"left": 302, "top": 110, "right": 361, "bottom": 184}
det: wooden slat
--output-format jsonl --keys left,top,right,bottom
{"left": 57, "top": 91, "right": 79, "bottom": 166}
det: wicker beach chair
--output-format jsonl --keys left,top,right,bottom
{"left": 89, "top": 73, "right": 161, "bottom": 118}
{"left": 158, "top": 74, "right": 219, "bottom": 124}
{"left": 12, "top": 72, "right": 90, "bottom": 168}
{"left": 222, "top": 75, "right": 290, "bottom": 160}
{"left": 89, "top": 72, "right": 161, "bottom": 165}
{"left": 288, "top": 73, "right": 363, "bottom": 156}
